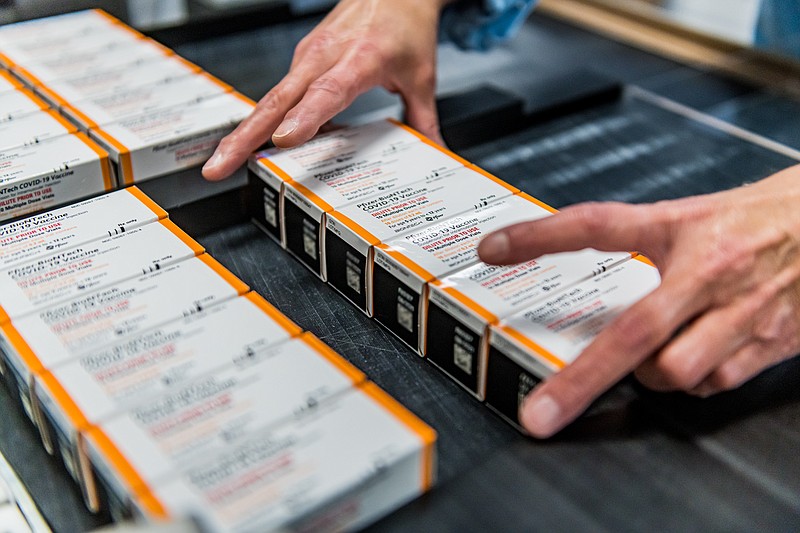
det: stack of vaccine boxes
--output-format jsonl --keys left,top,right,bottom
{"left": 0, "top": 187, "right": 437, "bottom": 532}
{"left": 249, "top": 118, "right": 662, "bottom": 432}
{"left": 0, "top": 9, "right": 255, "bottom": 223}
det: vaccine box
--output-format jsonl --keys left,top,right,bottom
{"left": 283, "top": 142, "right": 466, "bottom": 278}
{"left": 3, "top": 254, "right": 248, "bottom": 391}
{"left": 426, "top": 250, "right": 633, "bottom": 398}
{"left": 84, "top": 333, "right": 365, "bottom": 520}
{"left": 90, "top": 92, "right": 255, "bottom": 185}
{"left": 34, "top": 292, "right": 301, "bottom": 509}
{"left": 325, "top": 165, "right": 518, "bottom": 313}
{"left": 60, "top": 73, "right": 233, "bottom": 131}
{"left": 484, "top": 257, "right": 661, "bottom": 431}
{"left": 0, "top": 132, "right": 112, "bottom": 222}
{"left": 372, "top": 193, "right": 554, "bottom": 353}
{"left": 132, "top": 383, "right": 436, "bottom": 533}
{"left": 11, "top": 39, "right": 173, "bottom": 87}
{"left": 38, "top": 56, "right": 201, "bottom": 109}
{"left": 0, "top": 220, "right": 203, "bottom": 416}
{"left": 0, "top": 89, "right": 50, "bottom": 121}
{"left": 0, "top": 186, "right": 166, "bottom": 271}
{"left": 0, "top": 109, "right": 77, "bottom": 152}
{"left": 0, "top": 24, "right": 143, "bottom": 69}
{"left": 0, "top": 219, "right": 203, "bottom": 323}
{"left": 246, "top": 119, "right": 427, "bottom": 248}
{"left": 0, "top": 11, "right": 122, "bottom": 59}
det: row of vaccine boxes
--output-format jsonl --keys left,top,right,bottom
{"left": 248, "top": 118, "right": 662, "bottom": 431}
{"left": 0, "top": 9, "right": 255, "bottom": 222}
{"left": 0, "top": 187, "right": 436, "bottom": 532}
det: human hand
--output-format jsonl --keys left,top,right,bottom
{"left": 202, "top": 0, "right": 452, "bottom": 181}
{"left": 478, "top": 164, "right": 800, "bottom": 438}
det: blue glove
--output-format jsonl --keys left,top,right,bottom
{"left": 441, "top": 0, "right": 538, "bottom": 51}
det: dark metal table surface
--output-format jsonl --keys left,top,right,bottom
{"left": 1, "top": 11, "right": 799, "bottom": 533}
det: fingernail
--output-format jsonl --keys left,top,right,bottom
{"left": 479, "top": 232, "right": 510, "bottom": 262}
{"left": 273, "top": 118, "right": 298, "bottom": 138}
{"left": 202, "top": 150, "right": 223, "bottom": 172}
{"left": 520, "top": 394, "right": 561, "bottom": 437}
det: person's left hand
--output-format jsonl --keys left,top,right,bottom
{"left": 477, "top": 164, "right": 800, "bottom": 438}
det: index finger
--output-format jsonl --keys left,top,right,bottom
{"left": 518, "top": 271, "right": 706, "bottom": 438}
{"left": 202, "top": 64, "right": 326, "bottom": 181}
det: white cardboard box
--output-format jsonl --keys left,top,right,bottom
{"left": 11, "top": 39, "right": 173, "bottom": 86}
{"left": 0, "top": 109, "right": 77, "bottom": 152}
{"left": 325, "top": 165, "right": 518, "bottom": 313}
{"left": 484, "top": 257, "right": 661, "bottom": 431}
{"left": 38, "top": 56, "right": 201, "bottom": 108}
{"left": 0, "top": 220, "right": 203, "bottom": 422}
{"left": 283, "top": 142, "right": 465, "bottom": 278}
{"left": 90, "top": 92, "right": 255, "bottom": 185}
{"left": 34, "top": 292, "right": 301, "bottom": 509}
{"left": 372, "top": 193, "right": 554, "bottom": 353}
{"left": 0, "top": 89, "right": 50, "bottom": 122}
{"left": 132, "top": 383, "right": 436, "bottom": 533}
{"left": 0, "top": 186, "right": 166, "bottom": 271}
{"left": 61, "top": 73, "right": 232, "bottom": 131}
{"left": 426, "top": 250, "right": 633, "bottom": 398}
{"left": 246, "top": 119, "right": 431, "bottom": 249}
{"left": 0, "top": 132, "right": 113, "bottom": 223}
{"left": 84, "top": 333, "right": 365, "bottom": 519}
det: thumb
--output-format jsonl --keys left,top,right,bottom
{"left": 478, "top": 202, "right": 656, "bottom": 265}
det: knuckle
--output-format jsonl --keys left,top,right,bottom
{"left": 652, "top": 347, "right": 703, "bottom": 390}
{"left": 611, "top": 303, "right": 667, "bottom": 350}
{"left": 708, "top": 363, "right": 745, "bottom": 392}
{"left": 308, "top": 76, "right": 347, "bottom": 101}
{"left": 565, "top": 203, "right": 610, "bottom": 236}
{"left": 297, "top": 30, "right": 334, "bottom": 57}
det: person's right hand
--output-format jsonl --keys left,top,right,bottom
{"left": 202, "top": 0, "right": 452, "bottom": 181}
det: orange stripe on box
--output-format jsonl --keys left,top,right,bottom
{"left": 0, "top": 305, "right": 9, "bottom": 325}
{"left": 360, "top": 382, "right": 437, "bottom": 491}
{"left": 38, "top": 371, "right": 91, "bottom": 430}
{"left": 516, "top": 192, "right": 559, "bottom": 214}
{"left": 0, "top": 323, "right": 43, "bottom": 374}
{"left": 288, "top": 181, "right": 334, "bottom": 213}
{"left": 92, "top": 8, "right": 124, "bottom": 25}
{"left": 0, "top": 70, "right": 22, "bottom": 89}
{"left": 196, "top": 254, "right": 250, "bottom": 295}
{"left": 197, "top": 72, "right": 233, "bottom": 93}
{"left": 467, "top": 165, "right": 520, "bottom": 194}
{"left": 74, "top": 132, "right": 113, "bottom": 190}
{"left": 86, "top": 426, "right": 166, "bottom": 518}
{"left": 328, "top": 211, "right": 380, "bottom": 246}
{"left": 232, "top": 92, "right": 256, "bottom": 107}
{"left": 11, "top": 66, "right": 43, "bottom": 88}
{"left": 92, "top": 129, "right": 134, "bottom": 185}
{"left": 300, "top": 332, "right": 366, "bottom": 385}
{"left": 125, "top": 186, "right": 168, "bottom": 220}
{"left": 440, "top": 285, "right": 498, "bottom": 325}
{"left": 159, "top": 220, "right": 204, "bottom": 255}
{"left": 244, "top": 292, "right": 303, "bottom": 337}
{"left": 0, "top": 53, "right": 16, "bottom": 68}
{"left": 499, "top": 324, "right": 566, "bottom": 370}
{"left": 171, "top": 56, "right": 203, "bottom": 73}
{"left": 63, "top": 103, "right": 97, "bottom": 130}
{"left": 375, "top": 244, "right": 434, "bottom": 284}
{"left": 36, "top": 86, "right": 71, "bottom": 110}
{"left": 634, "top": 254, "right": 656, "bottom": 267}
{"left": 259, "top": 158, "right": 294, "bottom": 184}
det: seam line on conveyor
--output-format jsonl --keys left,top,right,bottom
{"left": 628, "top": 85, "right": 800, "bottom": 162}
